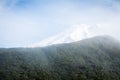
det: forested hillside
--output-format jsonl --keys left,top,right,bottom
{"left": 0, "top": 36, "right": 120, "bottom": 80}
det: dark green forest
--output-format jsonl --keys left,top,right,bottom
{"left": 0, "top": 36, "right": 120, "bottom": 80}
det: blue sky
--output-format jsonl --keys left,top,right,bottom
{"left": 0, "top": 0, "right": 120, "bottom": 47}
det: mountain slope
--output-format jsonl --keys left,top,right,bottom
{"left": 0, "top": 36, "right": 120, "bottom": 80}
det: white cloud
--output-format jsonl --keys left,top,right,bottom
{"left": 0, "top": 0, "right": 120, "bottom": 47}
{"left": 29, "top": 24, "right": 106, "bottom": 47}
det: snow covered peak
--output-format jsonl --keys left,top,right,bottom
{"left": 28, "top": 24, "right": 103, "bottom": 47}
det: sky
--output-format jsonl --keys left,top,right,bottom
{"left": 0, "top": 0, "right": 120, "bottom": 48}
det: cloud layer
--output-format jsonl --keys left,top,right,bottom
{"left": 0, "top": 0, "right": 120, "bottom": 47}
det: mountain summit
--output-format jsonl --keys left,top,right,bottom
{"left": 29, "top": 24, "right": 103, "bottom": 47}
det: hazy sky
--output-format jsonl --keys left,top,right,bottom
{"left": 0, "top": 0, "right": 120, "bottom": 47}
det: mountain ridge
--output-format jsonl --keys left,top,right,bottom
{"left": 33, "top": 35, "right": 119, "bottom": 48}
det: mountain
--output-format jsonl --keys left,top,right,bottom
{"left": 29, "top": 24, "right": 103, "bottom": 47}
{"left": 0, "top": 36, "right": 120, "bottom": 80}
